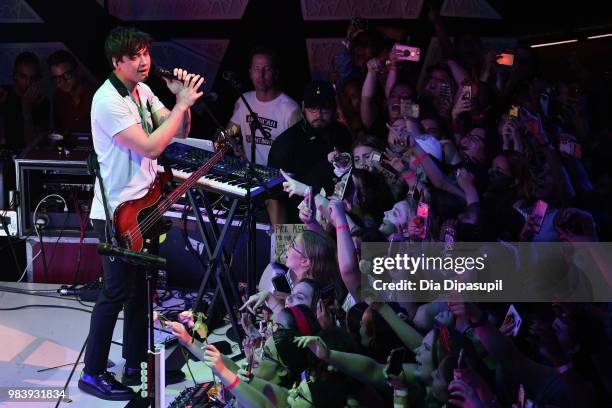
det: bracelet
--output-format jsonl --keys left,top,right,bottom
{"left": 556, "top": 361, "right": 574, "bottom": 374}
{"left": 411, "top": 153, "right": 427, "bottom": 168}
{"left": 336, "top": 225, "right": 350, "bottom": 231}
{"left": 402, "top": 171, "right": 416, "bottom": 181}
{"left": 394, "top": 389, "right": 408, "bottom": 397}
{"left": 225, "top": 375, "right": 240, "bottom": 391}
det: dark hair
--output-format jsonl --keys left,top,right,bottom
{"left": 47, "top": 49, "right": 77, "bottom": 70}
{"left": 271, "top": 329, "right": 305, "bottom": 388}
{"left": 352, "top": 134, "right": 385, "bottom": 152}
{"left": 361, "top": 304, "right": 405, "bottom": 362}
{"left": 301, "top": 230, "right": 342, "bottom": 292}
{"left": 296, "top": 277, "right": 321, "bottom": 310}
{"left": 496, "top": 150, "right": 535, "bottom": 200}
{"left": 104, "top": 26, "right": 152, "bottom": 67}
{"left": 350, "top": 169, "right": 395, "bottom": 226}
{"left": 310, "top": 380, "right": 349, "bottom": 407}
{"left": 426, "top": 63, "right": 453, "bottom": 80}
{"left": 345, "top": 302, "right": 368, "bottom": 346}
{"left": 13, "top": 52, "right": 41, "bottom": 74}
{"left": 277, "top": 304, "right": 321, "bottom": 335}
{"left": 249, "top": 45, "right": 278, "bottom": 71}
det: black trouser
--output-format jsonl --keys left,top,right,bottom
{"left": 83, "top": 220, "right": 149, "bottom": 375}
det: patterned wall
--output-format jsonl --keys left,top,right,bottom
{"left": 0, "top": 0, "right": 42, "bottom": 23}
{"left": 301, "top": 0, "right": 424, "bottom": 20}
{"left": 151, "top": 39, "right": 229, "bottom": 95}
{"left": 99, "top": 0, "right": 249, "bottom": 20}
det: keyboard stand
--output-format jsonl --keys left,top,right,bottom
{"left": 184, "top": 186, "right": 244, "bottom": 350}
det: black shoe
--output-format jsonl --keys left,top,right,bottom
{"left": 78, "top": 371, "right": 136, "bottom": 401}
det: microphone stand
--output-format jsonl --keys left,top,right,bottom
{"left": 97, "top": 244, "right": 167, "bottom": 408}
{"left": 225, "top": 76, "right": 268, "bottom": 296}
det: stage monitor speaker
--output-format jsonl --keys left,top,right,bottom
{"left": 159, "top": 210, "right": 271, "bottom": 291}
{"left": 27, "top": 237, "right": 102, "bottom": 284}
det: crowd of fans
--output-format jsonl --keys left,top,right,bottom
{"left": 173, "top": 12, "right": 610, "bottom": 408}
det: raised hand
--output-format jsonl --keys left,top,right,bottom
{"left": 166, "top": 321, "right": 193, "bottom": 345}
{"left": 294, "top": 336, "right": 330, "bottom": 360}
{"left": 239, "top": 291, "right": 270, "bottom": 314}
{"left": 203, "top": 344, "right": 226, "bottom": 375}
{"left": 280, "top": 169, "right": 311, "bottom": 198}
{"left": 164, "top": 68, "right": 205, "bottom": 109}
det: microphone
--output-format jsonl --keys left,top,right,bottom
{"left": 153, "top": 66, "right": 177, "bottom": 80}
{"left": 97, "top": 243, "right": 166, "bottom": 267}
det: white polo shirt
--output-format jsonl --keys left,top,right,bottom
{"left": 89, "top": 78, "right": 165, "bottom": 221}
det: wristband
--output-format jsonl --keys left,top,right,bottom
{"left": 411, "top": 153, "right": 427, "bottom": 167}
{"left": 394, "top": 389, "right": 408, "bottom": 397}
{"left": 336, "top": 225, "right": 350, "bottom": 231}
{"left": 402, "top": 171, "right": 416, "bottom": 181}
{"left": 556, "top": 361, "right": 574, "bottom": 374}
{"left": 225, "top": 375, "right": 240, "bottom": 391}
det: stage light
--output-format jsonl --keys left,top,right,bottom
{"left": 587, "top": 33, "right": 612, "bottom": 40}
{"left": 529, "top": 39, "right": 578, "bottom": 48}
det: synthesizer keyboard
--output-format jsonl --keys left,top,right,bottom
{"left": 159, "top": 141, "right": 283, "bottom": 199}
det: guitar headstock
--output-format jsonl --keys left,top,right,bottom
{"left": 213, "top": 128, "right": 237, "bottom": 152}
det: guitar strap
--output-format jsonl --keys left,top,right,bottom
{"left": 87, "top": 152, "right": 117, "bottom": 246}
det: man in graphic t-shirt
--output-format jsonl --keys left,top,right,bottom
{"left": 227, "top": 46, "right": 300, "bottom": 166}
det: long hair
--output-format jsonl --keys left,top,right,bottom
{"left": 497, "top": 149, "right": 535, "bottom": 200}
{"left": 301, "top": 230, "right": 341, "bottom": 290}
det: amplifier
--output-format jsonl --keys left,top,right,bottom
{"left": 15, "top": 148, "right": 95, "bottom": 238}
{"left": 26, "top": 236, "right": 102, "bottom": 284}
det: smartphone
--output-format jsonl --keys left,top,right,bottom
{"left": 521, "top": 200, "right": 548, "bottom": 238}
{"left": 497, "top": 53, "right": 514, "bottom": 66}
{"left": 394, "top": 44, "right": 420, "bottom": 62}
{"left": 272, "top": 273, "right": 291, "bottom": 294}
{"left": 439, "top": 82, "right": 451, "bottom": 100}
{"left": 443, "top": 225, "right": 456, "bottom": 253}
{"left": 416, "top": 202, "right": 430, "bottom": 240}
{"left": 503, "top": 304, "right": 523, "bottom": 337}
{"left": 559, "top": 135, "right": 582, "bottom": 159}
{"left": 461, "top": 84, "right": 472, "bottom": 101}
{"left": 400, "top": 100, "right": 420, "bottom": 119}
{"left": 508, "top": 105, "right": 519, "bottom": 118}
{"left": 370, "top": 150, "right": 382, "bottom": 164}
{"left": 388, "top": 347, "right": 406, "bottom": 376}
{"left": 457, "top": 348, "right": 465, "bottom": 369}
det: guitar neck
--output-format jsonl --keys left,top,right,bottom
{"left": 165, "top": 144, "right": 230, "bottom": 206}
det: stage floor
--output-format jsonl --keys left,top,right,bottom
{"left": 0, "top": 282, "right": 241, "bottom": 407}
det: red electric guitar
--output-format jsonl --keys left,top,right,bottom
{"left": 113, "top": 131, "right": 233, "bottom": 252}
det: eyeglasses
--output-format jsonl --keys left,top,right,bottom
{"left": 50, "top": 68, "right": 75, "bottom": 83}
{"left": 288, "top": 238, "right": 307, "bottom": 258}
